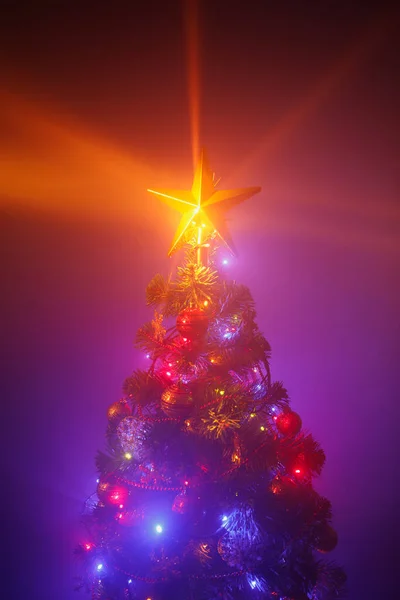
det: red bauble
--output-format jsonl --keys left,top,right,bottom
{"left": 107, "top": 400, "right": 131, "bottom": 424}
{"left": 176, "top": 308, "right": 209, "bottom": 341}
{"left": 161, "top": 383, "right": 194, "bottom": 419}
{"left": 276, "top": 410, "right": 302, "bottom": 437}
{"left": 315, "top": 524, "right": 338, "bottom": 553}
{"left": 97, "top": 476, "right": 129, "bottom": 506}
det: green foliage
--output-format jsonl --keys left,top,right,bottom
{"left": 146, "top": 273, "right": 169, "bottom": 307}
{"left": 146, "top": 262, "right": 219, "bottom": 315}
{"left": 176, "top": 262, "right": 219, "bottom": 307}
{"left": 282, "top": 432, "right": 326, "bottom": 476}
{"left": 264, "top": 381, "right": 289, "bottom": 408}
{"left": 218, "top": 281, "right": 256, "bottom": 318}
{"left": 122, "top": 369, "right": 164, "bottom": 407}
{"left": 95, "top": 450, "right": 116, "bottom": 474}
{"left": 79, "top": 246, "right": 344, "bottom": 600}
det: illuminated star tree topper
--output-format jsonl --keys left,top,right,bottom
{"left": 148, "top": 149, "right": 261, "bottom": 260}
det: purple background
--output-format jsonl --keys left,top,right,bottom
{"left": 1, "top": 2, "right": 399, "bottom": 598}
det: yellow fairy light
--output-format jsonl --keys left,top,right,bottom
{"left": 232, "top": 453, "right": 240, "bottom": 463}
{"left": 124, "top": 452, "right": 132, "bottom": 460}
{"left": 203, "top": 300, "right": 209, "bottom": 306}
{"left": 219, "top": 390, "right": 225, "bottom": 396}
{"left": 250, "top": 413, "right": 256, "bottom": 418}
{"left": 260, "top": 426, "right": 265, "bottom": 431}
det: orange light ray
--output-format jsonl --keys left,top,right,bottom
{"left": 264, "top": 210, "right": 400, "bottom": 256}
{"left": 0, "top": 89, "right": 154, "bottom": 218}
{"left": 184, "top": 0, "right": 201, "bottom": 170}
{"left": 146, "top": 189, "right": 197, "bottom": 208}
{"left": 232, "top": 12, "right": 395, "bottom": 182}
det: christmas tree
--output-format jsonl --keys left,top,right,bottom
{"left": 75, "top": 150, "right": 345, "bottom": 600}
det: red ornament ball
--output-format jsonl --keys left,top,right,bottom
{"left": 161, "top": 383, "right": 194, "bottom": 419}
{"left": 97, "top": 476, "right": 129, "bottom": 506}
{"left": 107, "top": 400, "right": 131, "bottom": 424}
{"left": 276, "top": 410, "right": 302, "bottom": 437}
{"left": 176, "top": 308, "right": 209, "bottom": 341}
{"left": 315, "top": 524, "right": 338, "bottom": 553}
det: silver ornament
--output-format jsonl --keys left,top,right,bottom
{"left": 117, "top": 416, "right": 150, "bottom": 460}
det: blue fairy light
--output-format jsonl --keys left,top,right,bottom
{"left": 155, "top": 524, "right": 163, "bottom": 533}
{"left": 96, "top": 563, "right": 103, "bottom": 571}
{"left": 247, "top": 574, "right": 265, "bottom": 592}
{"left": 222, "top": 259, "right": 228, "bottom": 265}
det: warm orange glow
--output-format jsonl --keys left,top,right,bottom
{"left": 148, "top": 149, "right": 260, "bottom": 257}
{"left": 146, "top": 189, "right": 197, "bottom": 209}
{"left": 234, "top": 14, "right": 394, "bottom": 182}
{"left": 0, "top": 89, "right": 153, "bottom": 219}
{"left": 184, "top": 0, "right": 201, "bottom": 171}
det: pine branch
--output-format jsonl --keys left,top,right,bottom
{"left": 146, "top": 273, "right": 169, "bottom": 306}
{"left": 218, "top": 281, "right": 256, "bottom": 317}
{"left": 95, "top": 450, "right": 117, "bottom": 474}
{"left": 122, "top": 369, "right": 164, "bottom": 407}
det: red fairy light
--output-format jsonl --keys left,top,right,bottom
{"left": 84, "top": 543, "right": 94, "bottom": 551}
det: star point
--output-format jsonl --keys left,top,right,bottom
{"left": 148, "top": 149, "right": 261, "bottom": 257}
